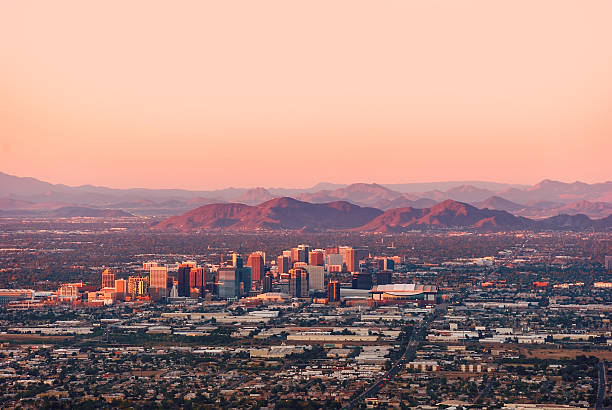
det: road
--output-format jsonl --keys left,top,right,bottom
{"left": 597, "top": 359, "right": 606, "bottom": 410}
{"left": 343, "top": 304, "right": 446, "bottom": 409}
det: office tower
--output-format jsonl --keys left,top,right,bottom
{"left": 143, "top": 261, "right": 159, "bottom": 271}
{"left": 352, "top": 271, "right": 372, "bottom": 290}
{"left": 263, "top": 273, "right": 273, "bottom": 293}
{"left": 177, "top": 264, "right": 191, "bottom": 297}
{"left": 308, "top": 250, "right": 324, "bottom": 266}
{"left": 114, "top": 278, "right": 127, "bottom": 300}
{"left": 384, "top": 258, "right": 395, "bottom": 271}
{"left": 247, "top": 252, "right": 265, "bottom": 282}
{"left": 277, "top": 255, "right": 290, "bottom": 274}
{"left": 128, "top": 276, "right": 149, "bottom": 298}
{"left": 298, "top": 244, "right": 310, "bottom": 263}
{"left": 217, "top": 266, "right": 251, "bottom": 299}
{"left": 149, "top": 266, "right": 168, "bottom": 300}
{"left": 328, "top": 280, "right": 340, "bottom": 302}
{"left": 240, "top": 266, "right": 252, "bottom": 295}
{"left": 289, "top": 267, "right": 309, "bottom": 298}
{"left": 306, "top": 265, "right": 325, "bottom": 291}
{"left": 101, "top": 269, "right": 115, "bottom": 289}
{"left": 232, "top": 253, "right": 243, "bottom": 269}
{"left": 326, "top": 253, "right": 343, "bottom": 266}
{"left": 217, "top": 267, "right": 238, "bottom": 299}
{"left": 290, "top": 247, "right": 306, "bottom": 264}
{"left": 194, "top": 267, "right": 206, "bottom": 297}
{"left": 377, "top": 271, "right": 393, "bottom": 286}
{"left": 606, "top": 256, "right": 612, "bottom": 270}
{"left": 325, "top": 246, "right": 339, "bottom": 255}
{"left": 340, "top": 246, "right": 357, "bottom": 272}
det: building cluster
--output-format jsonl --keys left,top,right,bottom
{"left": 0, "top": 228, "right": 610, "bottom": 408}
{"left": 0, "top": 245, "right": 419, "bottom": 309}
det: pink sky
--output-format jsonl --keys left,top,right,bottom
{"left": 1, "top": 1, "right": 611, "bottom": 189}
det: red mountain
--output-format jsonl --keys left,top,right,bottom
{"left": 358, "top": 199, "right": 533, "bottom": 232}
{"left": 152, "top": 197, "right": 383, "bottom": 231}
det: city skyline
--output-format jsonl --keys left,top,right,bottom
{"left": 2, "top": 1, "right": 611, "bottom": 189}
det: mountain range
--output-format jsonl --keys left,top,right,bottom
{"left": 1, "top": 171, "right": 611, "bottom": 220}
{"left": 152, "top": 197, "right": 611, "bottom": 232}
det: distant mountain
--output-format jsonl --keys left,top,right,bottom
{"left": 383, "top": 181, "right": 530, "bottom": 193}
{"left": 234, "top": 187, "right": 276, "bottom": 205}
{"left": 152, "top": 197, "right": 383, "bottom": 231}
{"left": 0, "top": 198, "right": 35, "bottom": 209}
{"left": 358, "top": 199, "right": 534, "bottom": 232}
{"left": 297, "top": 183, "right": 410, "bottom": 207}
{"left": 556, "top": 200, "right": 612, "bottom": 218}
{"left": 51, "top": 207, "right": 134, "bottom": 217}
{"left": 500, "top": 179, "right": 612, "bottom": 204}
{"left": 537, "top": 213, "right": 611, "bottom": 230}
{"left": 444, "top": 185, "right": 496, "bottom": 202}
{"left": 474, "top": 196, "right": 525, "bottom": 212}
{"left": 511, "top": 200, "right": 612, "bottom": 219}
{"left": 2, "top": 172, "right": 611, "bottom": 220}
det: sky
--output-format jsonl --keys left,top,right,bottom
{"left": 1, "top": 1, "right": 611, "bottom": 190}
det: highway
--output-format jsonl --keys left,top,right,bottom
{"left": 343, "top": 305, "right": 445, "bottom": 409}
{"left": 596, "top": 359, "right": 606, "bottom": 410}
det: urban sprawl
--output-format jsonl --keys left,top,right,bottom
{"left": 0, "top": 223, "right": 611, "bottom": 409}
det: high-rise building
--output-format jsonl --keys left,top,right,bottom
{"left": 305, "top": 265, "right": 325, "bottom": 291}
{"left": 101, "top": 269, "right": 115, "bottom": 289}
{"left": 377, "top": 271, "right": 393, "bottom": 286}
{"left": 326, "top": 253, "right": 343, "bottom": 267}
{"left": 308, "top": 250, "right": 325, "bottom": 266}
{"left": 290, "top": 247, "right": 306, "bottom": 264}
{"left": 606, "top": 256, "right": 612, "bottom": 270}
{"left": 114, "top": 278, "right": 127, "bottom": 300}
{"left": 289, "top": 267, "right": 309, "bottom": 298}
{"left": 340, "top": 246, "right": 357, "bottom": 272}
{"left": 298, "top": 244, "right": 310, "bottom": 263}
{"left": 143, "top": 261, "right": 159, "bottom": 271}
{"left": 277, "top": 255, "right": 290, "bottom": 275}
{"left": 232, "top": 253, "right": 243, "bottom": 269}
{"left": 263, "top": 273, "right": 273, "bottom": 293}
{"left": 247, "top": 252, "right": 265, "bottom": 282}
{"left": 240, "top": 266, "right": 252, "bottom": 295}
{"left": 216, "top": 266, "right": 252, "bottom": 299}
{"left": 177, "top": 264, "right": 191, "bottom": 297}
{"left": 328, "top": 280, "right": 340, "bottom": 302}
{"left": 149, "top": 266, "right": 168, "bottom": 300}
{"left": 217, "top": 268, "right": 238, "bottom": 299}
{"left": 128, "top": 276, "right": 149, "bottom": 298}
{"left": 384, "top": 258, "right": 395, "bottom": 271}
{"left": 193, "top": 267, "right": 206, "bottom": 297}
{"left": 352, "top": 272, "right": 372, "bottom": 290}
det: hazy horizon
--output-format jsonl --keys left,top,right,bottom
{"left": 3, "top": 169, "right": 611, "bottom": 192}
{"left": 2, "top": 1, "right": 611, "bottom": 189}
